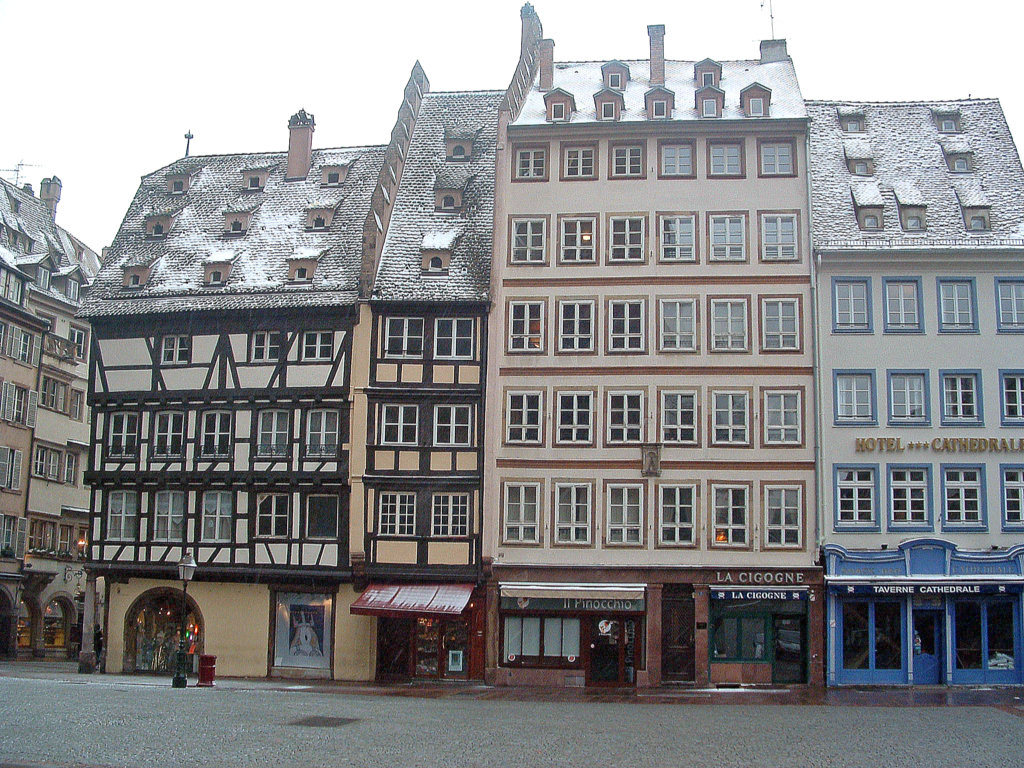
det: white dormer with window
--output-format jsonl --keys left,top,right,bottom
{"left": 954, "top": 183, "right": 991, "bottom": 232}
{"left": 240, "top": 167, "right": 271, "bottom": 192}
{"left": 543, "top": 88, "right": 576, "bottom": 123}
{"left": 223, "top": 212, "right": 254, "bottom": 236}
{"left": 894, "top": 184, "right": 926, "bottom": 232}
{"left": 851, "top": 180, "right": 884, "bottom": 231}
{"left": 843, "top": 138, "right": 873, "bottom": 175}
{"left": 601, "top": 60, "right": 630, "bottom": 90}
{"left": 65, "top": 278, "right": 79, "bottom": 302}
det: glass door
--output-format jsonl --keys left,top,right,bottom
{"left": 441, "top": 620, "right": 468, "bottom": 679}
{"left": 772, "top": 616, "right": 806, "bottom": 684}
{"left": 912, "top": 609, "right": 942, "bottom": 685}
{"left": 589, "top": 617, "right": 620, "bottom": 683}
{"left": 414, "top": 618, "right": 440, "bottom": 677}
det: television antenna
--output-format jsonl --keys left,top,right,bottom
{"left": 761, "top": 0, "right": 776, "bottom": 39}
{"left": 0, "top": 161, "right": 40, "bottom": 186}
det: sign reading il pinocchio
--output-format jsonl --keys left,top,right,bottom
{"left": 854, "top": 436, "right": 1024, "bottom": 454}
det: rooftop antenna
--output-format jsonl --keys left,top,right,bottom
{"left": 0, "top": 161, "right": 40, "bottom": 186}
{"left": 184, "top": 130, "right": 194, "bottom": 157}
{"left": 761, "top": 0, "right": 776, "bottom": 38}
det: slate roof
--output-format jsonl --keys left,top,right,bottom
{"left": 80, "top": 145, "right": 386, "bottom": 318}
{"left": 807, "top": 99, "right": 1024, "bottom": 249}
{"left": 0, "top": 177, "right": 100, "bottom": 307}
{"left": 372, "top": 90, "right": 503, "bottom": 303}
{"left": 513, "top": 58, "right": 805, "bottom": 125}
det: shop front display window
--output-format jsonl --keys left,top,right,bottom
{"left": 126, "top": 590, "right": 202, "bottom": 674}
{"left": 987, "top": 602, "right": 1015, "bottom": 671}
{"left": 873, "top": 602, "right": 902, "bottom": 670}
{"left": 503, "top": 615, "right": 580, "bottom": 666}
{"left": 273, "top": 592, "right": 331, "bottom": 672}
{"left": 43, "top": 600, "right": 68, "bottom": 649}
{"left": 712, "top": 615, "right": 766, "bottom": 660}
{"left": 839, "top": 600, "right": 903, "bottom": 681}
{"left": 955, "top": 601, "right": 982, "bottom": 670}
{"left": 955, "top": 599, "right": 1017, "bottom": 679}
{"left": 842, "top": 602, "right": 869, "bottom": 670}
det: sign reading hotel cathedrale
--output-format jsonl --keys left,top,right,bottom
{"left": 854, "top": 436, "right": 1024, "bottom": 454}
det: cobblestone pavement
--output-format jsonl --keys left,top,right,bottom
{"left": 2, "top": 664, "right": 1024, "bottom": 768}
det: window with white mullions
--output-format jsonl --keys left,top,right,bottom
{"left": 153, "top": 411, "right": 185, "bottom": 457}
{"left": 1003, "top": 468, "right": 1024, "bottom": 525}
{"left": 378, "top": 492, "right": 415, "bottom": 536}
{"left": 938, "top": 280, "right": 975, "bottom": 330}
{"left": 761, "top": 215, "right": 796, "bottom": 260}
{"left": 106, "top": 490, "right": 138, "bottom": 541}
{"left": 609, "top": 217, "right": 644, "bottom": 262}
{"left": 153, "top": 490, "right": 184, "bottom": 542}
{"left": 556, "top": 392, "right": 592, "bottom": 444}
{"left": 560, "top": 218, "right": 595, "bottom": 262}
{"left": 713, "top": 485, "right": 747, "bottom": 546}
{"left": 509, "top": 301, "right": 544, "bottom": 351}
{"left": 608, "top": 391, "right": 643, "bottom": 443}
{"left": 942, "top": 374, "right": 979, "bottom": 421}
{"left": 764, "top": 486, "right": 801, "bottom": 547}
{"left": 564, "top": 147, "right": 594, "bottom": 178}
{"left": 762, "top": 299, "right": 798, "bottom": 350}
{"left": 306, "top": 409, "right": 339, "bottom": 457}
{"left": 612, "top": 145, "right": 643, "bottom": 176}
{"left": 997, "top": 281, "right": 1024, "bottom": 329}
{"left": 944, "top": 468, "right": 982, "bottom": 525}
{"left": 609, "top": 300, "right": 644, "bottom": 351}
{"left": 515, "top": 148, "right": 546, "bottom": 179}
{"left": 558, "top": 301, "right": 593, "bottom": 352}
{"left": 434, "top": 318, "right": 474, "bottom": 359}
{"left": 890, "top": 468, "right": 929, "bottom": 525}
{"left": 1003, "top": 375, "right": 1024, "bottom": 421}
{"left": 837, "top": 467, "right": 876, "bottom": 524}
{"left": 660, "top": 299, "right": 696, "bottom": 351}
{"left": 713, "top": 391, "right": 748, "bottom": 444}
{"left": 201, "top": 411, "right": 233, "bottom": 457}
{"left": 885, "top": 281, "right": 920, "bottom": 330}
{"left": 384, "top": 317, "right": 424, "bottom": 358}
{"left": 764, "top": 391, "right": 801, "bottom": 444}
{"left": 710, "top": 216, "right": 745, "bottom": 260}
{"left": 431, "top": 493, "right": 469, "bottom": 537}
{"left": 503, "top": 616, "right": 580, "bottom": 662}
{"left": 251, "top": 331, "right": 281, "bottom": 361}
{"left": 108, "top": 412, "right": 139, "bottom": 458}
{"left": 607, "top": 485, "right": 642, "bottom": 544}
{"left": 660, "top": 216, "right": 695, "bottom": 261}
{"left": 661, "top": 391, "right": 696, "bottom": 444}
{"left": 201, "top": 491, "right": 233, "bottom": 542}
{"left": 504, "top": 483, "right": 539, "bottom": 543}
{"left": 511, "top": 219, "right": 546, "bottom": 263}
{"left": 257, "top": 410, "right": 290, "bottom": 457}
{"left": 39, "top": 376, "right": 67, "bottom": 411}
{"left": 834, "top": 280, "right": 870, "bottom": 330}
{"left": 161, "top": 335, "right": 190, "bottom": 365}
{"left": 659, "top": 485, "right": 695, "bottom": 545}
{"left": 506, "top": 392, "right": 541, "bottom": 443}
{"left": 381, "top": 404, "right": 418, "bottom": 446}
{"left": 302, "top": 331, "right": 333, "bottom": 361}
{"left": 711, "top": 299, "right": 747, "bottom": 350}
{"left": 836, "top": 374, "right": 874, "bottom": 422}
{"left": 890, "top": 374, "right": 927, "bottom": 422}
{"left": 660, "top": 144, "right": 693, "bottom": 176}
{"left": 256, "top": 493, "right": 289, "bottom": 538}
{"left": 710, "top": 143, "right": 741, "bottom": 175}
{"left": 33, "top": 446, "right": 60, "bottom": 480}
{"left": 760, "top": 142, "right": 793, "bottom": 175}
{"left": 434, "top": 404, "right": 472, "bottom": 447}
{"left": 555, "top": 483, "right": 591, "bottom": 543}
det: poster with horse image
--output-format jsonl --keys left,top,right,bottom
{"left": 273, "top": 592, "right": 332, "bottom": 670}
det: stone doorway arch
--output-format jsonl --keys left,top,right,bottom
{"left": 123, "top": 587, "right": 204, "bottom": 674}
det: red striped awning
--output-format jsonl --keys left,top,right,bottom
{"left": 350, "top": 583, "right": 475, "bottom": 618}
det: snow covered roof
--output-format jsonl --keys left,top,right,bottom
{"left": 808, "top": 99, "right": 1024, "bottom": 247}
{"left": 81, "top": 144, "right": 386, "bottom": 318}
{"left": 373, "top": 90, "right": 503, "bottom": 303}
{"left": 513, "top": 57, "right": 805, "bottom": 126}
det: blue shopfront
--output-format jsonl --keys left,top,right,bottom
{"left": 824, "top": 539, "right": 1024, "bottom": 686}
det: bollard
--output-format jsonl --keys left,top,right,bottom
{"left": 197, "top": 654, "right": 217, "bottom": 687}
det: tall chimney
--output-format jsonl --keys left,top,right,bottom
{"left": 40, "top": 176, "right": 62, "bottom": 219}
{"left": 648, "top": 25, "right": 665, "bottom": 86}
{"left": 286, "top": 109, "right": 315, "bottom": 180}
{"left": 760, "top": 39, "right": 788, "bottom": 63}
{"left": 539, "top": 39, "right": 555, "bottom": 90}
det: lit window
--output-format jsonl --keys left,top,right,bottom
{"left": 712, "top": 485, "right": 747, "bottom": 545}
{"left": 560, "top": 217, "right": 596, "bottom": 263}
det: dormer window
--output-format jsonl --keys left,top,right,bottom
{"left": 248, "top": 176, "right": 261, "bottom": 190}
{"left": 551, "top": 102, "right": 566, "bottom": 121}
{"left": 608, "top": 72, "right": 622, "bottom": 89}
{"left": 702, "top": 72, "right": 714, "bottom": 87}
{"left": 544, "top": 88, "right": 577, "bottom": 124}
{"left": 703, "top": 99, "right": 717, "bottom": 118}
{"left": 313, "top": 216, "right": 325, "bottom": 229}
{"left": 740, "top": 83, "right": 772, "bottom": 118}
{"left": 145, "top": 215, "right": 173, "bottom": 238}
{"left": 208, "top": 270, "right": 223, "bottom": 285}
{"left": 152, "top": 223, "right": 164, "bottom": 235}
{"left": 65, "top": 279, "right": 79, "bottom": 302}
{"left": 327, "top": 171, "right": 340, "bottom": 184}
{"left": 288, "top": 257, "right": 318, "bottom": 282}
{"left": 321, "top": 165, "right": 348, "bottom": 186}
{"left": 295, "top": 267, "right": 308, "bottom": 280}
{"left": 37, "top": 267, "right": 51, "bottom": 291}
{"left": 231, "top": 220, "right": 242, "bottom": 232}
{"left": 859, "top": 208, "right": 883, "bottom": 230}
{"left": 749, "top": 98, "right": 764, "bottom": 117}
{"left": 946, "top": 153, "right": 973, "bottom": 173}
{"left": 166, "top": 172, "right": 192, "bottom": 194}
{"left": 305, "top": 207, "right": 335, "bottom": 231}
{"left": 936, "top": 113, "right": 961, "bottom": 133}
{"left": 601, "top": 102, "right": 616, "bottom": 120}
{"left": 601, "top": 61, "right": 630, "bottom": 90}
{"left": 240, "top": 168, "right": 269, "bottom": 191}
{"left": 962, "top": 207, "right": 990, "bottom": 231}
{"left": 694, "top": 59, "right": 722, "bottom": 89}
{"left": 843, "top": 117, "right": 864, "bottom": 133}
{"left": 172, "top": 180, "right": 184, "bottom": 193}
{"left": 130, "top": 274, "right": 141, "bottom": 287}
{"left": 421, "top": 249, "right": 451, "bottom": 275}
{"left": 850, "top": 160, "right": 872, "bottom": 175}
{"left": 434, "top": 189, "right": 463, "bottom": 212}
{"left": 123, "top": 267, "right": 150, "bottom": 289}
{"left": 901, "top": 206, "right": 926, "bottom": 231}
{"left": 652, "top": 100, "right": 667, "bottom": 119}
{"left": 223, "top": 211, "right": 253, "bottom": 235}
{"left": 451, "top": 145, "right": 467, "bottom": 159}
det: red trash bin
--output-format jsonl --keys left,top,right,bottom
{"left": 197, "top": 654, "right": 216, "bottom": 687}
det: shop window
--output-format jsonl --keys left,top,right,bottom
{"left": 712, "top": 615, "right": 766, "bottom": 661}
{"left": 126, "top": 590, "right": 202, "bottom": 674}
{"left": 273, "top": 592, "right": 331, "bottom": 671}
{"left": 503, "top": 616, "right": 580, "bottom": 664}
{"left": 42, "top": 600, "right": 69, "bottom": 649}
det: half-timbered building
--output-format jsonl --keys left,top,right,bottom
{"left": 80, "top": 72, "right": 426, "bottom": 678}
{"left": 349, "top": 88, "right": 503, "bottom": 681}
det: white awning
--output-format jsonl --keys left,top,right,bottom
{"left": 500, "top": 582, "right": 646, "bottom": 601}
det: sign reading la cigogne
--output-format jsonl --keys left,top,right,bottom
{"left": 854, "top": 436, "right": 1024, "bottom": 454}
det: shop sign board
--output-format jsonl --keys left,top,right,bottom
{"left": 713, "top": 589, "right": 807, "bottom": 601}
{"left": 832, "top": 583, "right": 1022, "bottom": 596}
{"left": 500, "top": 596, "right": 645, "bottom": 612}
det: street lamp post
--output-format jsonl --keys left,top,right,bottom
{"left": 171, "top": 553, "right": 197, "bottom": 689}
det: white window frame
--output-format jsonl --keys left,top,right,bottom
{"left": 709, "top": 143, "right": 741, "bottom": 175}
{"left": 660, "top": 144, "right": 693, "bottom": 177}
{"left": 836, "top": 374, "right": 874, "bottom": 423}
{"left": 559, "top": 217, "right": 596, "bottom": 263}
{"left": 712, "top": 391, "right": 749, "bottom": 445}
{"left": 201, "top": 490, "right": 233, "bottom": 542}
{"left": 885, "top": 281, "right": 920, "bottom": 330}
{"left": 302, "top": 331, "right": 333, "bottom": 361}
{"left": 508, "top": 301, "right": 545, "bottom": 352}
{"left": 108, "top": 412, "right": 138, "bottom": 458}
{"left": 510, "top": 218, "right": 547, "bottom": 263}
{"left": 554, "top": 483, "right": 591, "bottom": 544}
{"left": 652, "top": 99, "right": 667, "bottom": 118}
{"left": 257, "top": 410, "right": 290, "bottom": 457}
{"left": 433, "top": 404, "right": 472, "bottom": 447}
{"left": 712, "top": 485, "right": 748, "bottom": 546}
{"left": 710, "top": 215, "right": 745, "bottom": 261}
{"left": 943, "top": 468, "right": 982, "bottom": 525}
{"left": 434, "top": 317, "right": 474, "bottom": 360}
{"left": 659, "top": 215, "right": 695, "bottom": 262}
{"left": 200, "top": 411, "right": 233, "bottom": 457}
{"left": 890, "top": 467, "right": 929, "bottom": 526}
{"left": 250, "top": 330, "right": 281, "bottom": 362}
{"left": 659, "top": 484, "right": 696, "bottom": 546}
{"left": 306, "top": 409, "right": 339, "bottom": 457}
{"left": 556, "top": 392, "right": 592, "bottom": 445}
{"left": 760, "top": 142, "right": 793, "bottom": 175}
{"left": 515, "top": 147, "right": 547, "bottom": 179}
{"left": 660, "top": 298, "right": 697, "bottom": 351}
{"left": 161, "top": 335, "right": 190, "bottom": 365}
{"left": 710, "top": 298, "right": 748, "bottom": 351}
{"left": 611, "top": 145, "right": 643, "bottom": 177}
{"left": 378, "top": 492, "right": 416, "bottom": 537}
{"left": 764, "top": 485, "right": 801, "bottom": 547}
{"left": 608, "top": 300, "right": 645, "bottom": 352}
{"left": 550, "top": 101, "right": 566, "bottom": 122}
{"left": 942, "top": 374, "right": 979, "bottom": 421}
{"left": 384, "top": 317, "right": 424, "bottom": 359}
{"left": 834, "top": 280, "right": 870, "bottom": 330}
{"left": 939, "top": 280, "right": 975, "bottom": 330}
{"left": 763, "top": 390, "right": 801, "bottom": 445}
{"left": 380, "top": 404, "right": 418, "bottom": 446}
{"left": 557, "top": 300, "right": 594, "bottom": 352}
{"left": 431, "top": 493, "right": 470, "bottom": 537}
{"left": 256, "top": 493, "right": 289, "bottom": 538}
{"left": 601, "top": 101, "right": 617, "bottom": 120}
{"left": 702, "top": 98, "right": 718, "bottom": 118}
{"left": 607, "top": 391, "right": 644, "bottom": 444}
{"left": 761, "top": 214, "right": 797, "bottom": 260}
{"left": 888, "top": 373, "right": 926, "bottom": 423}
{"left": 606, "top": 484, "right": 642, "bottom": 545}
{"left": 761, "top": 299, "right": 799, "bottom": 350}
{"left": 997, "top": 281, "right": 1024, "bottom": 330}
{"left": 608, "top": 217, "right": 645, "bottom": 262}
{"left": 68, "top": 326, "right": 87, "bottom": 359}
{"left": 505, "top": 391, "right": 542, "bottom": 444}
{"left": 1003, "top": 468, "right": 1024, "bottom": 526}
{"left": 106, "top": 490, "right": 138, "bottom": 541}
{"left": 837, "top": 467, "right": 876, "bottom": 525}
{"left": 153, "top": 490, "right": 185, "bottom": 543}
{"left": 1004, "top": 375, "right": 1024, "bottom": 422}
{"left": 504, "top": 483, "right": 540, "bottom": 544}
{"left": 153, "top": 411, "right": 185, "bottom": 457}
{"left": 563, "top": 146, "right": 595, "bottom": 178}
{"left": 661, "top": 390, "right": 697, "bottom": 444}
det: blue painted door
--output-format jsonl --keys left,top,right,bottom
{"left": 912, "top": 610, "right": 942, "bottom": 684}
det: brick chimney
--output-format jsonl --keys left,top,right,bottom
{"left": 21, "top": 183, "right": 33, "bottom": 196}
{"left": 648, "top": 25, "right": 665, "bottom": 86}
{"left": 539, "top": 39, "right": 555, "bottom": 90}
{"left": 40, "top": 176, "right": 62, "bottom": 219}
{"left": 760, "top": 39, "right": 788, "bottom": 63}
{"left": 286, "top": 109, "right": 315, "bottom": 180}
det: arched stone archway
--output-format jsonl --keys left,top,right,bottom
{"left": 0, "top": 587, "right": 14, "bottom": 658}
{"left": 123, "top": 587, "right": 204, "bottom": 674}
{"left": 42, "top": 594, "right": 77, "bottom": 656}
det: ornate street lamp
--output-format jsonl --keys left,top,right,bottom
{"left": 171, "top": 553, "right": 197, "bottom": 689}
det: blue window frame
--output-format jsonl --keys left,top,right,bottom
{"left": 951, "top": 599, "right": 1020, "bottom": 684}
{"left": 999, "top": 370, "right": 1024, "bottom": 426}
{"left": 833, "top": 369, "right": 877, "bottom": 426}
{"left": 886, "top": 464, "right": 933, "bottom": 532}
{"left": 833, "top": 463, "right": 881, "bottom": 532}
{"left": 1000, "top": 464, "right": 1024, "bottom": 532}
{"left": 939, "top": 369, "right": 983, "bottom": 426}
{"left": 940, "top": 463, "right": 987, "bottom": 532}
{"left": 832, "top": 277, "right": 872, "bottom": 333}
{"left": 886, "top": 369, "right": 930, "bottom": 426}
{"left": 837, "top": 599, "right": 906, "bottom": 685}
{"left": 995, "top": 278, "right": 1024, "bottom": 333}
{"left": 882, "top": 277, "right": 924, "bottom": 333}
{"left": 936, "top": 277, "right": 978, "bottom": 333}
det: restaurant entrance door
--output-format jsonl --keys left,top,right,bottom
{"left": 587, "top": 616, "right": 639, "bottom": 686}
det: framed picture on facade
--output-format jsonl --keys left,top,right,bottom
{"left": 274, "top": 592, "right": 332, "bottom": 670}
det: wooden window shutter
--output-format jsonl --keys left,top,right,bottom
{"left": 0, "top": 446, "right": 9, "bottom": 488}
{"left": 26, "top": 390, "right": 38, "bottom": 428}
{"left": 1, "top": 381, "right": 13, "bottom": 422}
{"left": 15, "top": 517, "right": 27, "bottom": 558}
{"left": 29, "top": 334, "right": 39, "bottom": 366}
{"left": 5, "top": 327, "right": 17, "bottom": 358}
{"left": 10, "top": 449, "right": 22, "bottom": 491}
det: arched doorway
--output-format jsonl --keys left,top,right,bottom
{"left": 124, "top": 588, "right": 203, "bottom": 674}
{"left": 0, "top": 588, "right": 14, "bottom": 658}
{"left": 16, "top": 598, "right": 34, "bottom": 654}
{"left": 42, "top": 597, "right": 75, "bottom": 655}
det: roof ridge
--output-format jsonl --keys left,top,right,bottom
{"left": 426, "top": 89, "right": 504, "bottom": 96}
{"left": 808, "top": 97, "right": 999, "bottom": 107}
{"left": 554, "top": 58, "right": 762, "bottom": 66}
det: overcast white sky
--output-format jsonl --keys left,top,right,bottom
{"left": 3, "top": 0, "right": 1022, "bottom": 251}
